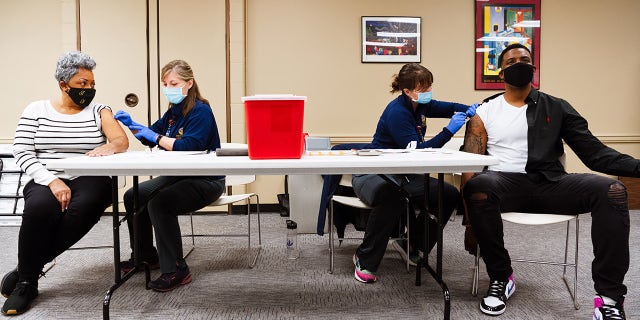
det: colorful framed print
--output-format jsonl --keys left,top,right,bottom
{"left": 475, "top": 0, "right": 541, "bottom": 89}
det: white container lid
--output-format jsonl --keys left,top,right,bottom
{"left": 241, "top": 94, "right": 307, "bottom": 102}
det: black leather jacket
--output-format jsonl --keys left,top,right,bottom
{"left": 484, "top": 88, "right": 640, "bottom": 181}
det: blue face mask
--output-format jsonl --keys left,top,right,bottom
{"left": 413, "top": 91, "right": 432, "bottom": 104}
{"left": 163, "top": 86, "right": 186, "bottom": 104}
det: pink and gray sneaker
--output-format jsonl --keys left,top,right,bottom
{"left": 352, "top": 254, "right": 377, "bottom": 283}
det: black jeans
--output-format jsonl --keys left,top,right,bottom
{"left": 352, "top": 174, "right": 459, "bottom": 272}
{"left": 464, "top": 171, "right": 630, "bottom": 302}
{"left": 124, "top": 176, "right": 225, "bottom": 273}
{"left": 18, "top": 177, "right": 112, "bottom": 281}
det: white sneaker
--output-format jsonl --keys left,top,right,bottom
{"left": 480, "top": 274, "right": 516, "bottom": 316}
{"left": 594, "top": 295, "right": 626, "bottom": 320}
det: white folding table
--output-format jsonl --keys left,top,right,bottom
{"left": 48, "top": 148, "right": 498, "bottom": 320}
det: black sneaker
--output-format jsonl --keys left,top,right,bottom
{"left": 120, "top": 258, "right": 160, "bottom": 273}
{"left": 1, "top": 268, "right": 18, "bottom": 298}
{"left": 120, "top": 250, "right": 160, "bottom": 273}
{"left": 1, "top": 281, "right": 38, "bottom": 316}
{"left": 480, "top": 274, "right": 516, "bottom": 316}
{"left": 148, "top": 266, "right": 192, "bottom": 292}
{"left": 594, "top": 295, "right": 626, "bottom": 320}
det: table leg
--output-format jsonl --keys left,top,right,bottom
{"left": 102, "top": 176, "right": 151, "bottom": 320}
{"left": 102, "top": 176, "right": 120, "bottom": 319}
{"left": 415, "top": 173, "right": 451, "bottom": 320}
{"left": 112, "top": 176, "right": 121, "bottom": 283}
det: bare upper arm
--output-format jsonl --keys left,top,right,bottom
{"left": 100, "top": 108, "right": 128, "bottom": 149}
{"left": 463, "top": 114, "right": 487, "bottom": 155}
{"left": 461, "top": 114, "right": 488, "bottom": 188}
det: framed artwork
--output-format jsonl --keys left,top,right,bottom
{"left": 361, "top": 16, "right": 421, "bottom": 63}
{"left": 475, "top": 0, "right": 541, "bottom": 90}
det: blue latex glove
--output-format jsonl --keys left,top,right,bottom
{"left": 129, "top": 124, "right": 159, "bottom": 144}
{"left": 466, "top": 103, "right": 478, "bottom": 118}
{"left": 114, "top": 110, "right": 141, "bottom": 127}
{"left": 445, "top": 112, "right": 468, "bottom": 134}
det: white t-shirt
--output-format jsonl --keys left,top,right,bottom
{"left": 476, "top": 95, "right": 528, "bottom": 173}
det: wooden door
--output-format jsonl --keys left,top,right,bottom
{"left": 80, "top": 0, "right": 152, "bottom": 151}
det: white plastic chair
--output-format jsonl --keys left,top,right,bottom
{"left": 183, "top": 143, "right": 262, "bottom": 268}
{"left": 470, "top": 153, "right": 581, "bottom": 310}
{"left": 328, "top": 174, "right": 411, "bottom": 273}
{"left": 472, "top": 212, "right": 580, "bottom": 310}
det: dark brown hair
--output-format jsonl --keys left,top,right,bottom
{"left": 390, "top": 63, "right": 433, "bottom": 93}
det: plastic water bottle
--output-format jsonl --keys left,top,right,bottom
{"left": 286, "top": 219, "right": 299, "bottom": 259}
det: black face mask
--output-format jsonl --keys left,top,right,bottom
{"left": 502, "top": 62, "right": 534, "bottom": 87}
{"left": 66, "top": 87, "right": 96, "bottom": 108}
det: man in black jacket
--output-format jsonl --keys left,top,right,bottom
{"left": 462, "top": 43, "right": 637, "bottom": 319}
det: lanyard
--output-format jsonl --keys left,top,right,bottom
{"left": 165, "top": 117, "right": 175, "bottom": 136}
{"left": 416, "top": 125, "right": 424, "bottom": 143}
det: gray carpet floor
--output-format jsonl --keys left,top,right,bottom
{"left": 0, "top": 211, "right": 638, "bottom": 319}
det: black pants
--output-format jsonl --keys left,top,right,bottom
{"left": 352, "top": 174, "right": 459, "bottom": 272}
{"left": 464, "top": 171, "right": 630, "bottom": 302}
{"left": 18, "top": 177, "right": 112, "bottom": 281}
{"left": 124, "top": 176, "right": 224, "bottom": 273}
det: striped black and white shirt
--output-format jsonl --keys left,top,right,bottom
{"left": 13, "top": 100, "right": 109, "bottom": 185}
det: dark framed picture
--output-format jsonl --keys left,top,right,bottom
{"left": 361, "top": 16, "right": 421, "bottom": 63}
{"left": 474, "top": 0, "right": 541, "bottom": 89}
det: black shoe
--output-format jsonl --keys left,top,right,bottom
{"left": 120, "top": 250, "right": 160, "bottom": 273}
{"left": 1, "top": 281, "right": 38, "bottom": 316}
{"left": 148, "top": 266, "right": 192, "bottom": 292}
{"left": 120, "top": 258, "right": 160, "bottom": 273}
{"left": 1, "top": 268, "right": 18, "bottom": 298}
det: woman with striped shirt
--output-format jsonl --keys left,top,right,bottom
{"left": 1, "top": 51, "right": 128, "bottom": 316}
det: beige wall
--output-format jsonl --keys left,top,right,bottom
{"left": 1, "top": 0, "right": 639, "bottom": 203}
{"left": 0, "top": 0, "right": 74, "bottom": 141}
{"left": 247, "top": 0, "right": 640, "bottom": 141}
{"left": 245, "top": 0, "right": 640, "bottom": 201}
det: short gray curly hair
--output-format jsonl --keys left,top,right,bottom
{"left": 54, "top": 51, "right": 96, "bottom": 83}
